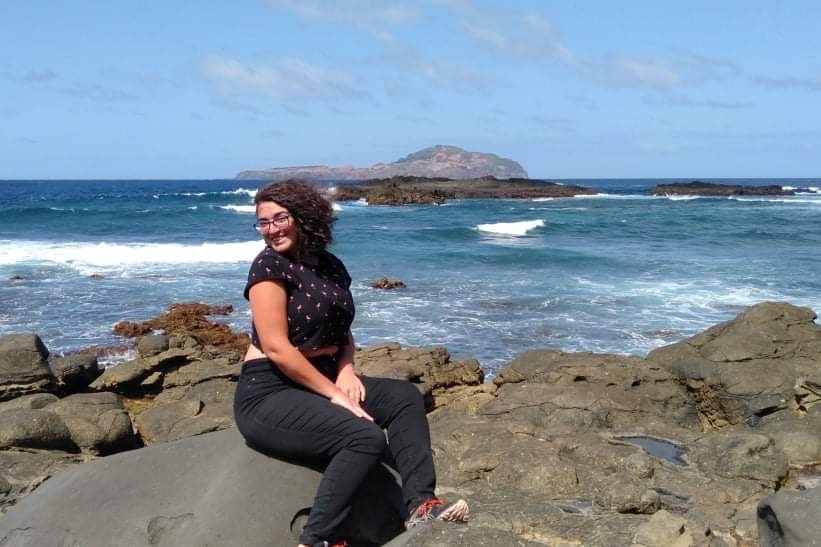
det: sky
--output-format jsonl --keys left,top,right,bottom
{"left": 1, "top": 1, "right": 820, "bottom": 179}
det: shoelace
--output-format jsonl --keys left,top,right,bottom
{"left": 413, "top": 498, "right": 445, "bottom": 520}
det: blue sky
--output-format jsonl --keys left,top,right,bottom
{"left": 2, "top": 1, "right": 820, "bottom": 179}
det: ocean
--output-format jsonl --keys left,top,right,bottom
{"left": 1, "top": 178, "right": 820, "bottom": 375}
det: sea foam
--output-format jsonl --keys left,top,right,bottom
{"left": 219, "top": 205, "right": 256, "bottom": 213}
{"left": 476, "top": 219, "right": 545, "bottom": 236}
{"left": 0, "top": 240, "right": 263, "bottom": 270}
{"left": 222, "top": 188, "right": 257, "bottom": 197}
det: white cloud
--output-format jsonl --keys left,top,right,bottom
{"left": 203, "top": 56, "right": 367, "bottom": 102}
{"left": 602, "top": 56, "right": 680, "bottom": 88}
{"left": 267, "top": 0, "right": 417, "bottom": 35}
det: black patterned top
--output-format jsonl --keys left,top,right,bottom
{"left": 244, "top": 247, "right": 355, "bottom": 351}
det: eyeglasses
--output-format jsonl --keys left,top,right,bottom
{"left": 254, "top": 212, "right": 292, "bottom": 232}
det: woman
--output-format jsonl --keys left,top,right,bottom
{"left": 233, "top": 180, "right": 468, "bottom": 547}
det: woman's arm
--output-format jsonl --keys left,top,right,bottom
{"left": 249, "top": 281, "right": 372, "bottom": 419}
{"left": 335, "top": 331, "right": 366, "bottom": 403}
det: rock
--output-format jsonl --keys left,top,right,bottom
{"left": 0, "top": 427, "right": 406, "bottom": 546}
{"left": 651, "top": 181, "right": 795, "bottom": 196}
{"left": 631, "top": 509, "right": 693, "bottom": 546}
{"left": 0, "top": 409, "right": 75, "bottom": 451}
{"left": 9, "top": 275, "right": 23, "bottom": 281}
{"left": 44, "top": 392, "right": 136, "bottom": 454}
{"left": 370, "top": 276, "right": 407, "bottom": 289}
{"left": 334, "top": 176, "right": 595, "bottom": 205}
{"left": 135, "top": 378, "right": 236, "bottom": 444}
{"left": 647, "top": 302, "right": 821, "bottom": 430}
{"left": 0, "top": 393, "right": 59, "bottom": 412}
{"left": 137, "top": 334, "right": 170, "bottom": 357}
{"left": 0, "top": 449, "right": 81, "bottom": 511}
{"left": 49, "top": 353, "right": 101, "bottom": 389}
{"left": 354, "top": 343, "right": 484, "bottom": 410}
{"left": 690, "top": 433, "right": 788, "bottom": 487}
{"left": 90, "top": 347, "right": 195, "bottom": 391}
{"left": 0, "top": 334, "right": 54, "bottom": 400}
{"left": 112, "top": 303, "right": 249, "bottom": 356}
{"left": 160, "top": 358, "right": 240, "bottom": 389}
{"left": 758, "top": 487, "right": 821, "bottom": 546}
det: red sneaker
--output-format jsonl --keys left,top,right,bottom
{"left": 406, "top": 497, "right": 469, "bottom": 528}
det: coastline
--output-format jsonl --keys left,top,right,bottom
{"left": 1, "top": 301, "right": 820, "bottom": 545}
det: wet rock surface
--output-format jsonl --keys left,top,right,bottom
{"left": 0, "top": 301, "right": 820, "bottom": 546}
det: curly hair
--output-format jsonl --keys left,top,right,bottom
{"left": 254, "top": 179, "right": 336, "bottom": 258}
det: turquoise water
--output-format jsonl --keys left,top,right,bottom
{"left": 1, "top": 178, "right": 820, "bottom": 374}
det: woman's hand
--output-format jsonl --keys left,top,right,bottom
{"left": 330, "top": 391, "right": 373, "bottom": 421}
{"left": 336, "top": 364, "right": 366, "bottom": 404}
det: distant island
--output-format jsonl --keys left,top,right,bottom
{"left": 651, "top": 181, "right": 806, "bottom": 196}
{"left": 332, "top": 176, "right": 595, "bottom": 205}
{"left": 235, "top": 145, "right": 528, "bottom": 180}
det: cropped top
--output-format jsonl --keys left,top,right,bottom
{"left": 244, "top": 246, "right": 355, "bottom": 351}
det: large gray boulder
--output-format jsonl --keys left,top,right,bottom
{"left": 0, "top": 427, "right": 406, "bottom": 546}
{"left": 758, "top": 487, "right": 821, "bottom": 546}
{"left": 0, "top": 334, "right": 54, "bottom": 400}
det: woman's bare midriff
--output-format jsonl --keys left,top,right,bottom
{"left": 244, "top": 344, "right": 339, "bottom": 362}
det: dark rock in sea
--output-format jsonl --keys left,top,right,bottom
{"left": 113, "top": 303, "right": 249, "bottom": 356}
{"left": 370, "top": 276, "right": 407, "bottom": 289}
{"left": 49, "top": 353, "right": 101, "bottom": 389}
{"left": 651, "top": 181, "right": 795, "bottom": 196}
{"left": 9, "top": 275, "right": 23, "bottom": 281}
{"left": 758, "top": 487, "right": 821, "bottom": 547}
{"left": 334, "top": 176, "right": 595, "bottom": 205}
{"left": 236, "top": 144, "right": 528, "bottom": 181}
{"left": 89, "top": 273, "right": 104, "bottom": 279}
{"left": 0, "top": 427, "right": 406, "bottom": 546}
{"left": 0, "top": 334, "right": 54, "bottom": 401}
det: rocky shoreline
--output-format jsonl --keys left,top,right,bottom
{"left": 1, "top": 302, "right": 820, "bottom": 545}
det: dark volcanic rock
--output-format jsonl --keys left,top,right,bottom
{"left": 651, "top": 181, "right": 795, "bottom": 196}
{"left": 334, "top": 176, "right": 595, "bottom": 205}
{"left": 0, "top": 427, "right": 406, "bottom": 546}
{"left": 236, "top": 144, "right": 528, "bottom": 180}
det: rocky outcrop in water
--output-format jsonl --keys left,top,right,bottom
{"left": 1, "top": 302, "right": 821, "bottom": 545}
{"left": 236, "top": 145, "right": 528, "bottom": 181}
{"left": 333, "top": 176, "right": 595, "bottom": 205}
{"left": 651, "top": 181, "right": 804, "bottom": 196}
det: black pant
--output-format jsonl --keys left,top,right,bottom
{"left": 234, "top": 357, "right": 436, "bottom": 545}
